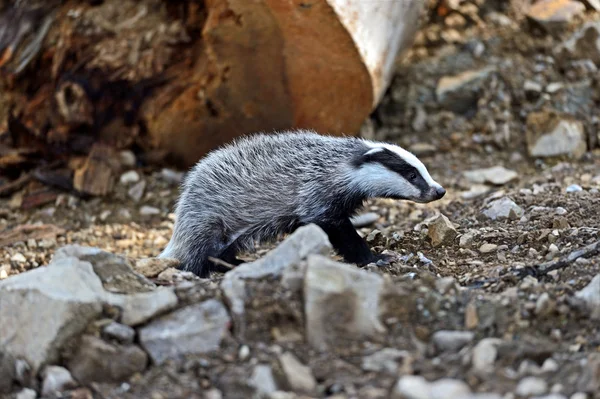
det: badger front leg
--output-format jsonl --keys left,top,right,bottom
{"left": 318, "top": 218, "right": 388, "bottom": 266}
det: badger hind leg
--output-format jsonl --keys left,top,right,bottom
{"left": 317, "top": 218, "right": 378, "bottom": 266}
{"left": 208, "top": 243, "right": 245, "bottom": 274}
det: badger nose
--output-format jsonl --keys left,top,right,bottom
{"left": 435, "top": 186, "right": 446, "bottom": 199}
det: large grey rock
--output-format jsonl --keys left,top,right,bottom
{"left": 525, "top": 111, "right": 587, "bottom": 159}
{"left": 463, "top": 166, "right": 518, "bottom": 186}
{"left": 139, "top": 299, "right": 231, "bottom": 365}
{"left": 557, "top": 21, "right": 600, "bottom": 66}
{"left": 67, "top": 335, "right": 148, "bottom": 384}
{"left": 0, "top": 257, "right": 105, "bottom": 373}
{"left": 304, "top": 255, "right": 387, "bottom": 350}
{"left": 483, "top": 197, "right": 524, "bottom": 221}
{"left": 575, "top": 274, "right": 600, "bottom": 320}
{"left": 221, "top": 224, "right": 331, "bottom": 337}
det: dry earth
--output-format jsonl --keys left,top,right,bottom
{"left": 1, "top": 1, "right": 600, "bottom": 399}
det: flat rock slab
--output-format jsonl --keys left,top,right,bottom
{"left": 463, "top": 166, "right": 518, "bottom": 186}
{"left": 0, "top": 257, "right": 105, "bottom": 373}
{"left": 139, "top": 299, "right": 231, "bottom": 365}
{"left": 304, "top": 254, "right": 387, "bottom": 350}
{"left": 54, "top": 245, "right": 156, "bottom": 294}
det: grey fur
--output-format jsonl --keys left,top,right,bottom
{"left": 160, "top": 129, "right": 444, "bottom": 277}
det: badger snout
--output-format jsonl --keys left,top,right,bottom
{"left": 434, "top": 186, "right": 446, "bottom": 200}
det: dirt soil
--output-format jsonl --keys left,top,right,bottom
{"left": 1, "top": 2, "right": 600, "bottom": 399}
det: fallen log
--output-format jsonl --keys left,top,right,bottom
{"left": 0, "top": 0, "right": 424, "bottom": 172}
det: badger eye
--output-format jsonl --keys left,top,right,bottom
{"left": 409, "top": 172, "right": 418, "bottom": 181}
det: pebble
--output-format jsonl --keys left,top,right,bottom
{"left": 102, "top": 322, "right": 136, "bottom": 345}
{"left": 429, "top": 379, "right": 471, "bottom": 399}
{"left": 515, "top": 376, "right": 548, "bottom": 396}
{"left": 566, "top": 184, "right": 583, "bottom": 193}
{"left": 135, "top": 257, "right": 180, "bottom": 278}
{"left": 119, "top": 150, "right": 136, "bottom": 168}
{"left": 432, "top": 330, "right": 474, "bottom": 353}
{"left": 14, "top": 389, "right": 37, "bottom": 399}
{"left": 41, "top": 365, "right": 77, "bottom": 396}
{"left": 139, "top": 206, "right": 160, "bottom": 216}
{"left": 128, "top": 180, "right": 146, "bottom": 203}
{"left": 10, "top": 253, "right": 27, "bottom": 263}
{"left": 575, "top": 274, "right": 600, "bottom": 319}
{"left": 472, "top": 338, "right": 502, "bottom": 374}
{"left": 278, "top": 352, "right": 317, "bottom": 394}
{"left": 427, "top": 214, "right": 458, "bottom": 247}
{"left": 160, "top": 168, "right": 185, "bottom": 185}
{"left": 463, "top": 166, "right": 518, "bottom": 185}
{"left": 526, "top": 0, "right": 585, "bottom": 30}
{"left": 483, "top": 197, "right": 524, "bottom": 220}
{"left": 479, "top": 243, "right": 498, "bottom": 254}
{"left": 392, "top": 375, "right": 431, "bottom": 399}
{"left": 459, "top": 232, "right": 475, "bottom": 248}
{"left": 361, "top": 348, "right": 411, "bottom": 374}
{"left": 120, "top": 170, "right": 140, "bottom": 185}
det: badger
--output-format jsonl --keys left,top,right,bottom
{"left": 160, "top": 130, "right": 446, "bottom": 277}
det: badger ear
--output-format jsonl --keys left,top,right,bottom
{"left": 353, "top": 147, "right": 385, "bottom": 167}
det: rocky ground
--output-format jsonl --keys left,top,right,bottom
{"left": 1, "top": 1, "right": 600, "bottom": 399}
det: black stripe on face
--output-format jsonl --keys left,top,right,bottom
{"left": 360, "top": 148, "right": 430, "bottom": 195}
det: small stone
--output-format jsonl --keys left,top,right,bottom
{"left": 546, "top": 82, "right": 564, "bottom": 93}
{"left": 14, "top": 389, "right": 37, "bottom": 399}
{"left": 41, "top": 366, "right": 77, "bottom": 397}
{"left": 459, "top": 233, "right": 475, "bottom": 248}
{"left": 428, "top": 214, "right": 458, "bottom": 247}
{"left": 566, "top": 184, "right": 583, "bottom": 193}
{"left": 11, "top": 253, "right": 27, "bottom": 263}
{"left": 139, "top": 206, "right": 160, "bottom": 216}
{"left": 67, "top": 335, "right": 148, "bottom": 384}
{"left": 392, "top": 375, "right": 431, "bottom": 399}
{"left": 279, "top": 352, "right": 317, "bottom": 394}
{"left": 102, "top": 322, "right": 136, "bottom": 345}
{"left": 350, "top": 212, "right": 379, "bottom": 228}
{"left": 119, "top": 151, "right": 136, "bottom": 168}
{"left": 557, "top": 21, "right": 600, "bottom": 67}
{"left": 99, "top": 210, "right": 112, "bottom": 221}
{"left": 135, "top": 257, "right": 180, "bottom": 278}
{"left": 570, "top": 393, "right": 588, "bottom": 399}
{"left": 432, "top": 330, "right": 475, "bottom": 353}
{"left": 515, "top": 376, "right": 548, "bottom": 396}
{"left": 464, "top": 166, "right": 518, "bottom": 185}
{"left": 535, "top": 293, "right": 555, "bottom": 317}
{"left": 575, "top": 274, "right": 600, "bottom": 319}
{"left": 238, "top": 345, "right": 250, "bottom": 361}
{"left": 521, "top": 275, "right": 539, "bottom": 289}
{"left": 119, "top": 170, "right": 140, "bottom": 185}
{"left": 361, "top": 348, "right": 412, "bottom": 374}
{"left": 250, "top": 365, "right": 278, "bottom": 396}
{"left": 429, "top": 379, "right": 471, "bottom": 399}
{"left": 465, "top": 302, "right": 479, "bottom": 329}
{"left": 526, "top": 0, "right": 585, "bottom": 31}
{"left": 409, "top": 142, "right": 437, "bottom": 156}
{"left": 479, "top": 243, "right": 498, "bottom": 254}
{"left": 542, "top": 358, "right": 560, "bottom": 373}
{"left": 128, "top": 180, "right": 146, "bottom": 203}
{"left": 472, "top": 339, "right": 502, "bottom": 375}
{"left": 139, "top": 299, "right": 231, "bottom": 365}
{"left": 436, "top": 66, "right": 496, "bottom": 113}
{"left": 483, "top": 197, "right": 524, "bottom": 220}
{"left": 435, "top": 277, "right": 457, "bottom": 294}
{"left": 160, "top": 168, "right": 185, "bottom": 185}
{"left": 526, "top": 111, "right": 587, "bottom": 159}
{"left": 524, "top": 80, "right": 543, "bottom": 94}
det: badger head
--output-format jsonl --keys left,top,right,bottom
{"left": 351, "top": 143, "right": 446, "bottom": 203}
